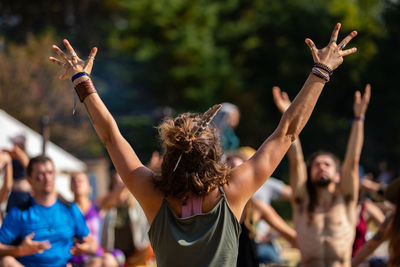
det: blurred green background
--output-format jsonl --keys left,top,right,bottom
{"left": 1, "top": 0, "right": 399, "bottom": 195}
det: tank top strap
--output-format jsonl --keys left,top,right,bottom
{"left": 218, "top": 185, "right": 226, "bottom": 197}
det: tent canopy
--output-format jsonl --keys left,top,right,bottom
{"left": 0, "top": 109, "right": 86, "bottom": 172}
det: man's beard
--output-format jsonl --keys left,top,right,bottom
{"left": 314, "top": 177, "right": 332, "bottom": 187}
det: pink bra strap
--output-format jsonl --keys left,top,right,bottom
{"left": 181, "top": 195, "right": 203, "bottom": 218}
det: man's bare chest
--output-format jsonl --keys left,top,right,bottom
{"left": 294, "top": 198, "right": 356, "bottom": 261}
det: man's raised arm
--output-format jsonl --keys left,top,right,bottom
{"left": 341, "top": 84, "right": 370, "bottom": 203}
{"left": 271, "top": 86, "right": 308, "bottom": 204}
{"left": 287, "top": 139, "right": 307, "bottom": 204}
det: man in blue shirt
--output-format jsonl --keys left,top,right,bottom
{"left": 0, "top": 155, "right": 97, "bottom": 267}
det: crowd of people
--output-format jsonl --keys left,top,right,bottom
{"left": 0, "top": 22, "right": 398, "bottom": 267}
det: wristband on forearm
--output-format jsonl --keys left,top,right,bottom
{"left": 71, "top": 72, "right": 89, "bottom": 82}
{"left": 311, "top": 67, "right": 329, "bottom": 82}
{"left": 74, "top": 78, "right": 97, "bottom": 102}
{"left": 314, "top": 62, "right": 333, "bottom": 76}
{"left": 353, "top": 116, "right": 365, "bottom": 123}
{"left": 350, "top": 116, "right": 365, "bottom": 125}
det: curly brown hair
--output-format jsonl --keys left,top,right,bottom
{"left": 153, "top": 112, "right": 229, "bottom": 202}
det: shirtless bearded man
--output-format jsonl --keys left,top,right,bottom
{"left": 272, "top": 83, "right": 370, "bottom": 266}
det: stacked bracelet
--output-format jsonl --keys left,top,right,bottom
{"left": 311, "top": 67, "right": 330, "bottom": 82}
{"left": 314, "top": 62, "right": 333, "bottom": 76}
{"left": 71, "top": 72, "right": 89, "bottom": 82}
{"left": 74, "top": 78, "right": 97, "bottom": 102}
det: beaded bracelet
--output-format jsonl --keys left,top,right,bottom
{"left": 314, "top": 62, "right": 333, "bottom": 76}
{"left": 71, "top": 72, "right": 89, "bottom": 82}
{"left": 311, "top": 67, "right": 329, "bottom": 82}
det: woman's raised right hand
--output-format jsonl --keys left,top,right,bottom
{"left": 49, "top": 39, "right": 97, "bottom": 80}
{"left": 305, "top": 23, "right": 357, "bottom": 71}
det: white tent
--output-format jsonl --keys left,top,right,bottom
{"left": 0, "top": 109, "right": 86, "bottom": 200}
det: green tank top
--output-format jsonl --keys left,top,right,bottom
{"left": 148, "top": 186, "right": 241, "bottom": 267}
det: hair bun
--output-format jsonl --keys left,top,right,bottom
{"left": 181, "top": 134, "right": 196, "bottom": 153}
{"left": 159, "top": 115, "right": 198, "bottom": 154}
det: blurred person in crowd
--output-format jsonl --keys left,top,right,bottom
{"left": 0, "top": 152, "right": 12, "bottom": 206}
{"left": 0, "top": 156, "right": 97, "bottom": 267}
{"left": 352, "top": 178, "right": 400, "bottom": 267}
{"left": 229, "top": 151, "right": 297, "bottom": 267}
{"left": 231, "top": 152, "right": 297, "bottom": 267}
{"left": 360, "top": 174, "right": 395, "bottom": 216}
{"left": 230, "top": 148, "right": 295, "bottom": 265}
{"left": 146, "top": 151, "right": 163, "bottom": 174}
{"left": 273, "top": 83, "right": 370, "bottom": 266}
{"left": 238, "top": 199, "right": 297, "bottom": 267}
{"left": 70, "top": 172, "right": 121, "bottom": 267}
{"left": 376, "top": 160, "right": 393, "bottom": 185}
{"left": 252, "top": 179, "right": 294, "bottom": 264}
{"left": 2, "top": 135, "right": 31, "bottom": 212}
{"left": 101, "top": 172, "right": 153, "bottom": 267}
{"left": 49, "top": 23, "right": 357, "bottom": 266}
{"left": 212, "top": 102, "right": 240, "bottom": 151}
{"left": 352, "top": 174, "right": 385, "bottom": 257}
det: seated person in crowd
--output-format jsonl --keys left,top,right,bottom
{"left": 228, "top": 151, "right": 296, "bottom": 267}
{"left": 252, "top": 177, "right": 294, "bottom": 264}
{"left": 101, "top": 172, "right": 154, "bottom": 267}
{"left": 0, "top": 156, "right": 97, "bottom": 267}
{"left": 70, "top": 172, "right": 121, "bottom": 267}
{"left": 230, "top": 148, "right": 295, "bottom": 264}
{"left": 352, "top": 178, "right": 400, "bottom": 267}
{"left": 352, "top": 174, "right": 385, "bottom": 257}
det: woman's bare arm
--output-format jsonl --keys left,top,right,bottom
{"left": 49, "top": 40, "right": 162, "bottom": 223}
{"left": 226, "top": 23, "right": 358, "bottom": 219}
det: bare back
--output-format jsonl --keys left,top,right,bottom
{"left": 164, "top": 187, "right": 224, "bottom": 218}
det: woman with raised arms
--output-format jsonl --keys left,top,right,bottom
{"left": 49, "top": 23, "right": 357, "bottom": 267}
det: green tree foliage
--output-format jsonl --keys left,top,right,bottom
{"left": 362, "top": 0, "right": 400, "bottom": 172}
{"left": 0, "top": 33, "right": 102, "bottom": 157}
{"left": 106, "top": 0, "right": 385, "bottom": 169}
